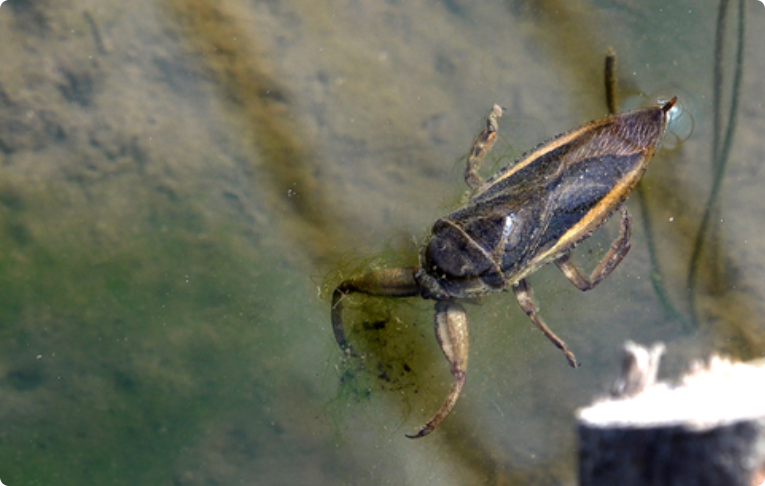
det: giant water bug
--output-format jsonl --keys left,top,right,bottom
{"left": 332, "top": 51, "right": 677, "bottom": 438}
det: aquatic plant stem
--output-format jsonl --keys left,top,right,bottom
{"left": 687, "top": 0, "right": 745, "bottom": 328}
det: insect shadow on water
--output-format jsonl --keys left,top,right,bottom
{"left": 330, "top": 49, "right": 678, "bottom": 438}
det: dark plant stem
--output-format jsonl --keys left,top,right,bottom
{"left": 687, "top": 0, "right": 746, "bottom": 328}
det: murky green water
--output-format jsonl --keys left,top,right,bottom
{"left": 0, "top": 0, "right": 763, "bottom": 484}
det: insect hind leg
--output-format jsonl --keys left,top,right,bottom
{"left": 555, "top": 206, "right": 632, "bottom": 291}
{"left": 605, "top": 48, "right": 618, "bottom": 114}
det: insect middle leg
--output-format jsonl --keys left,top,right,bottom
{"left": 555, "top": 206, "right": 632, "bottom": 291}
{"left": 512, "top": 279, "right": 579, "bottom": 368}
{"left": 464, "top": 104, "right": 503, "bottom": 191}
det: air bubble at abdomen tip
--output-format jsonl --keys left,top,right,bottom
{"left": 652, "top": 91, "right": 695, "bottom": 150}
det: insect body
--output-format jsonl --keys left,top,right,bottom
{"left": 332, "top": 54, "right": 677, "bottom": 438}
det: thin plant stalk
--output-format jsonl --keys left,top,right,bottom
{"left": 687, "top": 0, "right": 746, "bottom": 327}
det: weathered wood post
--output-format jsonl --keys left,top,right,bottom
{"left": 578, "top": 342, "right": 765, "bottom": 486}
